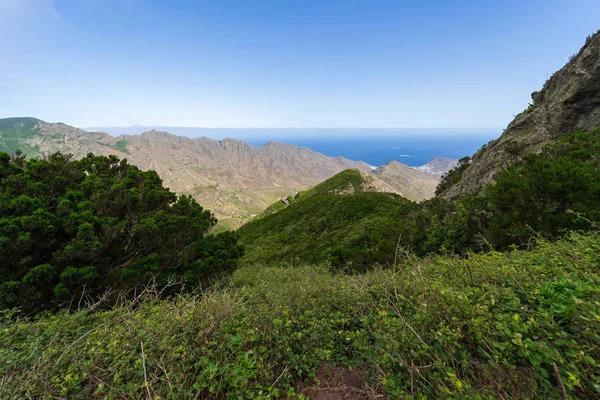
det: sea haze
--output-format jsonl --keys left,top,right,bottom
{"left": 91, "top": 127, "right": 499, "bottom": 168}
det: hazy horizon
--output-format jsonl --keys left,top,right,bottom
{"left": 85, "top": 126, "right": 501, "bottom": 140}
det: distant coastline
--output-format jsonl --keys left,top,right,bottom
{"left": 85, "top": 127, "right": 499, "bottom": 167}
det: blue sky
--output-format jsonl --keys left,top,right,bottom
{"left": 1, "top": 0, "right": 599, "bottom": 129}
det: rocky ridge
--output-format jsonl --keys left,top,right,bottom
{"left": 415, "top": 157, "right": 459, "bottom": 175}
{"left": 444, "top": 30, "right": 600, "bottom": 197}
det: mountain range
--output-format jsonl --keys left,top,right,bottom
{"left": 0, "top": 117, "right": 448, "bottom": 228}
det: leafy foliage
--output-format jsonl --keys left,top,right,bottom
{"left": 0, "top": 152, "right": 243, "bottom": 312}
{"left": 482, "top": 129, "right": 600, "bottom": 247}
{"left": 1, "top": 232, "right": 598, "bottom": 398}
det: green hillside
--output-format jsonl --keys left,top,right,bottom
{"left": 300, "top": 168, "right": 377, "bottom": 196}
{"left": 259, "top": 168, "right": 394, "bottom": 216}
{"left": 0, "top": 117, "right": 43, "bottom": 156}
{"left": 240, "top": 169, "right": 413, "bottom": 269}
{"left": 1, "top": 132, "right": 599, "bottom": 398}
{"left": 2, "top": 128, "right": 598, "bottom": 399}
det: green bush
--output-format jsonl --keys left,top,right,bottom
{"left": 0, "top": 152, "right": 243, "bottom": 313}
{"left": 482, "top": 129, "right": 600, "bottom": 248}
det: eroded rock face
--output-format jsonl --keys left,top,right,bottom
{"left": 444, "top": 30, "right": 600, "bottom": 198}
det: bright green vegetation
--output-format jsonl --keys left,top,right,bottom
{"left": 0, "top": 152, "right": 243, "bottom": 313}
{"left": 262, "top": 197, "right": 288, "bottom": 214}
{"left": 0, "top": 117, "right": 43, "bottom": 156}
{"left": 258, "top": 169, "right": 371, "bottom": 218}
{"left": 1, "top": 232, "right": 598, "bottom": 398}
{"left": 240, "top": 130, "right": 600, "bottom": 269}
{"left": 241, "top": 190, "right": 411, "bottom": 269}
{"left": 305, "top": 168, "right": 367, "bottom": 196}
{"left": 240, "top": 169, "right": 412, "bottom": 269}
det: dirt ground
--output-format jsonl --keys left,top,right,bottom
{"left": 293, "top": 364, "right": 385, "bottom": 400}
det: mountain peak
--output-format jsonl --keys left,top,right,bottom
{"left": 139, "top": 129, "right": 175, "bottom": 138}
{"left": 309, "top": 168, "right": 396, "bottom": 196}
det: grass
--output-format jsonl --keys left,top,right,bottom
{"left": 1, "top": 231, "right": 599, "bottom": 398}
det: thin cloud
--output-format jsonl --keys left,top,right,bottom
{"left": 0, "top": 0, "right": 63, "bottom": 26}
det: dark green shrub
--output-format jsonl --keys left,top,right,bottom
{"left": 0, "top": 152, "right": 243, "bottom": 313}
{"left": 482, "top": 129, "right": 600, "bottom": 248}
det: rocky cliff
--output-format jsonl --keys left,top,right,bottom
{"left": 444, "top": 30, "right": 600, "bottom": 197}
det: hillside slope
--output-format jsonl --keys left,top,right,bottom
{"left": 372, "top": 160, "right": 440, "bottom": 200}
{"left": 238, "top": 169, "right": 415, "bottom": 268}
{"left": 443, "top": 30, "right": 600, "bottom": 197}
{"left": 0, "top": 119, "right": 438, "bottom": 227}
{"left": 0, "top": 118, "right": 120, "bottom": 157}
{"left": 241, "top": 129, "right": 600, "bottom": 267}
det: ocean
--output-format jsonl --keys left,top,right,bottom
{"left": 246, "top": 130, "right": 499, "bottom": 167}
{"left": 93, "top": 127, "right": 500, "bottom": 168}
